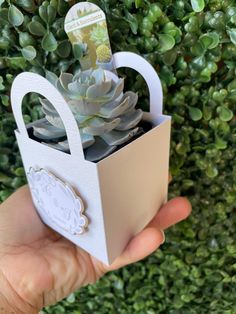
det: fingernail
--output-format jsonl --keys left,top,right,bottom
{"left": 160, "top": 230, "right": 165, "bottom": 244}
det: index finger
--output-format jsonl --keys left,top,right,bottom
{"left": 148, "top": 197, "right": 192, "bottom": 230}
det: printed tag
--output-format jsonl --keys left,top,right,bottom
{"left": 65, "top": 2, "right": 114, "bottom": 70}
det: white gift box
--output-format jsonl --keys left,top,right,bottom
{"left": 11, "top": 52, "right": 171, "bottom": 265}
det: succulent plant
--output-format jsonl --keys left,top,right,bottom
{"left": 89, "top": 25, "right": 109, "bottom": 46}
{"left": 33, "top": 68, "right": 143, "bottom": 162}
{"left": 96, "top": 44, "right": 112, "bottom": 63}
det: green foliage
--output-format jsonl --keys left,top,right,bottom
{"left": 8, "top": 4, "right": 24, "bottom": 26}
{"left": 1, "top": 0, "right": 236, "bottom": 312}
{"left": 191, "top": 0, "right": 205, "bottom": 12}
{"left": 21, "top": 45, "right": 37, "bottom": 60}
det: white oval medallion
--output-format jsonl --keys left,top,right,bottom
{"left": 27, "top": 168, "right": 88, "bottom": 235}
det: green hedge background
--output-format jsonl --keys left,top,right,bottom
{"left": 1, "top": 0, "right": 236, "bottom": 312}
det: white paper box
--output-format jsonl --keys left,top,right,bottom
{"left": 11, "top": 52, "right": 171, "bottom": 265}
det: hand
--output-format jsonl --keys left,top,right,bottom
{"left": 0, "top": 186, "right": 191, "bottom": 313}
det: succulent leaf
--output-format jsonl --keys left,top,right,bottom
{"left": 68, "top": 99, "right": 102, "bottom": 116}
{"left": 54, "top": 133, "right": 95, "bottom": 151}
{"left": 33, "top": 121, "right": 66, "bottom": 140}
{"left": 116, "top": 109, "right": 143, "bottom": 131}
{"left": 91, "top": 68, "right": 105, "bottom": 83}
{"left": 125, "top": 92, "right": 139, "bottom": 110}
{"left": 98, "top": 91, "right": 138, "bottom": 118}
{"left": 59, "top": 72, "right": 73, "bottom": 90}
{"left": 68, "top": 81, "right": 89, "bottom": 97}
{"left": 39, "top": 98, "right": 55, "bottom": 113}
{"left": 100, "top": 79, "right": 124, "bottom": 103}
{"left": 101, "top": 128, "right": 139, "bottom": 146}
{"left": 57, "top": 140, "right": 69, "bottom": 151}
{"left": 75, "top": 115, "right": 92, "bottom": 126}
{"left": 99, "top": 95, "right": 131, "bottom": 118}
{"left": 85, "top": 138, "right": 117, "bottom": 162}
{"left": 43, "top": 142, "right": 67, "bottom": 152}
{"left": 45, "top": 70, "right": 58, "bottom": 86}
{"left": 56, "top": 78, "right": 73, "bottom": 98}
{"left": 43, "top": 110, "right": 64, "bottom": 129}
{"left": 82, "top": 117, "right": 121, "bottom": 136}
{"left": 79, "top": 132, "right": 95, "bottom": 149}
{"left": 86, "top": 79, "right": 112, "bottom": 99}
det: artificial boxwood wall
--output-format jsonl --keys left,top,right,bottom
{"left": 1, "top": 0, "right": 236, "bottom": 312}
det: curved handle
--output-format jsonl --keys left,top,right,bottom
{"left": 11, "top": 72, "right": 84, "bottom": 159}
{"left": 113, "top": 51, "right": 163, "bottom": 117}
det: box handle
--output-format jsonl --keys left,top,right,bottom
{"left": 11, "top": 52, "right": 163, "bottom": 159}
{"left": 113, "top": 51, "right": 163, "bottom": 117}
{"left": 11, "top": 72, "right": 84, "bottom": 159}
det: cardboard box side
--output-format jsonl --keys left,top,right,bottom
{"left": 98, "top": 117, "right": 171, "bottom": 264}
{"left": 15, "top": 131, "right": 110, "bottom": 264}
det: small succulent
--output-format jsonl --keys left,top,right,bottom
{"left": 96, "top": 44, "right": 112, "bottom": 63}
{"left": 33, "top": 68, "right": 143, "bottom": 162}
{"left": 89, "top": 25, "right": 109, "bottom": 46}
{"left": 77, "top": 7, "right": 99, "bottom": 18}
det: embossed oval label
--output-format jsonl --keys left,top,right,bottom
{"left": 27, "top": 168, "right": 88, "bottom": 235}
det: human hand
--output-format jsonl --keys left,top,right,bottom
{"left": 0, "top": 185, "right": 191, "bottom": 313}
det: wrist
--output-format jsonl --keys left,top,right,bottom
{"left": 0, "top": 270, "right": 38, "bottom": 314}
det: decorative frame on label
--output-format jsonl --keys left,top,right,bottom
{"left": 27, "top": 168, "right": 88, "bottom": 235}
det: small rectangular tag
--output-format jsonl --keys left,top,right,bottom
{"left": 65, "top": 2, "right": 113, "bottom": 70}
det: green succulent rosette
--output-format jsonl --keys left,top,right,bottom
{"left": 33, "top": 68, "right": 143, "bottom": 162}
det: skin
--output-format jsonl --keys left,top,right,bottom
{"left": 0, "top": 186, "right": 191, "bottom": 313}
